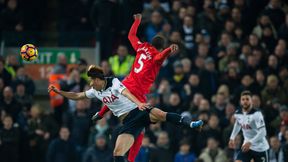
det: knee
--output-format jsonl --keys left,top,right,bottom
{"left": 155, "top": 109, "right": 166, "bottom": 121}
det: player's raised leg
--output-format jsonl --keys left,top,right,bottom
{"left": 114, "top": 134, "right": 135, "bottom": 162}
{"left": 149, "top": 108, "right": 203, "bottom": 128}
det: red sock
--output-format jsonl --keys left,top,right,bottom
{"left": 127, "top": 132, "right": 144, "bottom": 162}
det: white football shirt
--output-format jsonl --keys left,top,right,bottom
{"left": 232, "top": 109, "right": 269, "bottom": 152}
{"left": 85, "top": 77, "right": 137, "bottom": 117}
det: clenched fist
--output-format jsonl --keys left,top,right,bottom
{"left": 169, "top": 44, "right": 179, "bottom": 53}
{"left": 48, "top": 85, "right": 60, "bottom": 93}
{"left": 133, "top": 13, "right": 142, "bottom": 20}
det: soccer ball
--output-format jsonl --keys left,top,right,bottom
{"left": 20, "top": 44, "right": 38, "bottom": 62}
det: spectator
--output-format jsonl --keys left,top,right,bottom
{"left": 196, "top": 2, "right": 221, "bottom": 44}
{"left": 88, "top": 117, "right": 112, "bottom": 146}
{"left": 0, "top": 86, "right": 21, "bottom": 121}
{"left": 168, "top": 31, "right": 186, "bottom": 57}
{"left": 197, "top": 43, "right": 210, "bottom": 59}
{"left": 63, "top": 100, "right": 91, "bottom": 154}
{"left": 183, "top": 73, "right": 202, "bottom": 101}
{"left": 278, "top": 13, "right": 288, "bottom": 40}
{"left": 52, "top": 54, "right": 67, "bottom": 74}
{"left": 170, "top": 60, "right": 187, "bottom": 92}
{"left": 261, "top": 25, "right": 277, "bottom": 53}
{"left": 14, "top": 83, "right": 33, "bottom": 111}
{"left": 77, "top": 58, "right": 89, "bottom": 91}
{"left": 262, "top": 0, "right": 285, "bottom": 29}
{"left": 268, "top": 136, "right": 285, "bottom": 162}
{"left": 221, "top": 67, "right": 240, "bottom": 94}
{"left": 161, "top": 92, "right": 183, "bottom": 113}
{"left": 174, "top": 139, "right": 197, "bottom": 162}
{"left": 135, "top": 135, "right": 156, "bottom": 162}
{"left": 172, "top": 7, "right": 187, "bottom": 31}
{"left": 180, "top": 15, "right": 196, "bottom": 53}
{"left": 199, "top": 137, "right": 227, "bottom": 162}
{"left": 233, "top": 74, "right": 256, "bottom": 103}
{"left": 199, "top": 57, "right": 218, "bottom": 99}
{"left": 218, "top": 45, "right": 238, "bottom": 73}
{"left": 242, "top": 54, "right": 259, "bottom": 76}
{"left": 198, "top": 99, "right": 211, "bottom": 113}
{"left": 11, "top": 66, "right": 35, "bottom": 96}
{"left": 197, "top": 114, "right": 222, "bottom": 151}
{"left": 265, "top": 55, "right": 279, "bottom": 76}
{"left": 157, "top": 78, "right": 172, "bottom": 106}
{"left": 0, "top": 58, "right": 12, "bottom": 87}
{"left": 0, "top": 78, "right": 4, "bottom": 98}
{"left": 60, "top": 68, "right": 81, "bottom": 112}
{"left": 255, "top": 69, "right": 266, "bottom": 93}
{"left": 181, "top": 58, "right": 192, "bottom": 75}
{"left": 0, "top": 0, "right": 23, "bottom": 32}
{"left": 142, "top": 0, "right": 166, "bottom": 24}
{"left": 108, "top": 45, "right": 134, "bottom": 79}
{"left": 46, "top": 127, "right": 77, "bottom": 162}
{"left": 274, "top": 44, "right": 288, "bottom": 67}
{"left": 5, "top": 55, "right": 20, "bottom": 78}
{"left": 151, "top": 131, "right": 174, "bottom": 162}
{"left": 100, "top": 60, "right": 113, "bottom": 77}
{"left": 189, "top": 93, "right": 204, "bottom": 114}
{"left": 212, "top": 93, "right": 227, "bottom": 122}
{"left": 252, "top": 14, "right": 277, "bottom": 40}
{"left": 145, "top": 10, "right": 164, "bottom": 42}
{"left": 82, "top": 134, "right": 112, "bottom": 162}
{"left": 28, "top": 105, "right": 58, "bottom": 162}
{"left": 261, "top": 75, "right": 287, "bottom": 105}
{"left": 216, "top": 84, "right": 230, "bottom": 101}
{"left": 0, "top": 115, "right": 20, "bottom": 162}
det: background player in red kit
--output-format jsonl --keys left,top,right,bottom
{"left": 92, "top": 13, "right": 178, "bottom": 162}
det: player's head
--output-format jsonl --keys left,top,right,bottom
{"left": 240, "top": 90, "right": 253, "bottom": 111}
{"left": 87, "top": 65, "right": 105, "bottom": 90}
{"left": 151, "top": 35, "right": 165, "bottom": 51}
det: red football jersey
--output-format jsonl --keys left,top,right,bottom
{"left": 123, "top": 18, "right": 171, "bottom": 97}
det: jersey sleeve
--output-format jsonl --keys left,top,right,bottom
{"left": 128, "top": 18, "right": 142, "bottom": 51}
{"left": 254, "top": 112, "right": 265, "bottom": 129}
{"left": 112, "top": 78, "right": 126, "bottom": 94}
{"left": 85, "top": 88, "right": 96, "bottom": 99}
{"left": 154, "top": 47, "right": 172, "bottom": 64}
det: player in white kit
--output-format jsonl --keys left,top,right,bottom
{"left": 48, "top": 65, "right": 203, "bottom": 162}
{"left": 229, "top": 91, "right": 269, "bottom": 162}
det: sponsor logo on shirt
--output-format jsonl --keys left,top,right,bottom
{"left": 103, "top": 94, "right": 119, "bottom": 104}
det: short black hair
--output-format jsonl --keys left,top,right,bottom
{"left": 87, "top": 65, "right": 104, "bottom": 80}
{"left": 241, "top": 90, "right": 252, "bottom": 97}
{"left": 151, "top": 35, "right": 165, "bottom": 50}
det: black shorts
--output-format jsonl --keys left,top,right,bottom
{"left": 119, "top": 108, "right": 152, "bottom": 138}
{"left": 236, "top": 150, "right": 268, "bottom": 162}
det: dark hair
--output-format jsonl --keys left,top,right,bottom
{"left": 87, "top": 65, "right": 104, "bottom": 79}
{"left": 241, "top": 90, "right": 252, "bottom": 97}
{"left": 151, "top": 35, "right": 165, "bottom": 50}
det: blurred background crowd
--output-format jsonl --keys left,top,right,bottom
{"left": 1, "top": 0, "right": 288, "bottom": 162}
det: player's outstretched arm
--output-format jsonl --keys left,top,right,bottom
{"left": 121, "top": 88, "right": 149, "bottom": 111}
{"left": 48, "top": 85, "right": 86, "bottom": 100}
{"left": 154, "top": 44, "right": 179, "bottom": 63}
{"left": 128, "top": 13, "right": 142, "bottom": 50}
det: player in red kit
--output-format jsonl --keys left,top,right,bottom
{"left": 92, "top": 13, "right": 178, "bottom": 162}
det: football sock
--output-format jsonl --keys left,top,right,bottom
{"left": 166, "top": 113, "right": 190, "bottom": 126}
{"left": 114, "top": 156, "right": 125, "bottom": 162}
{"left": 166, "top": 113, "right": 203, "bottom": 128}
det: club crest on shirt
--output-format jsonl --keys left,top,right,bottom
{"left": 103, "top": 94, "right": 119, "bottom": 104}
